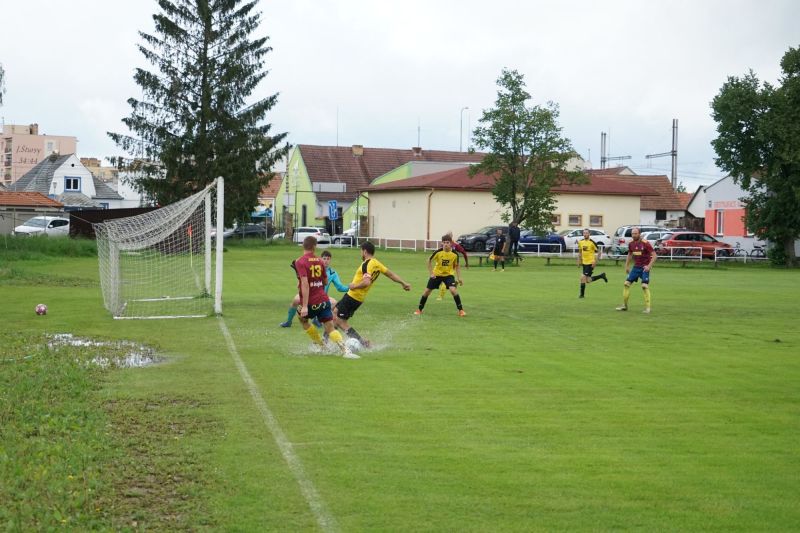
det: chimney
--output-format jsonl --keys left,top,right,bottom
{"left": 351, "top": 144, "right": 364, "bottom": 157}
{"left": 412, "top": 146, "right": 422, "bottom": 157}
{"left": 30, "top": 123, "right": 39, "bottom": 135}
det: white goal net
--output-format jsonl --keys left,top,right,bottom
{"left": 95, "top": 177, "right": 224, "bottom": 319}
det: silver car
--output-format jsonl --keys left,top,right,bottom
{"left": 13, "top": 216, "right": 70, "bottom": 237}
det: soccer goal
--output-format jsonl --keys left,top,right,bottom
{"left": 94, "top": 177, "right": 224, "bottom": 319}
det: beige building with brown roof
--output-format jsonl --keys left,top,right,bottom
{"left": 365, "top": 167, "right": 654, "bottom": 241}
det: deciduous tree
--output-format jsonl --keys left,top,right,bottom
{"left": 470, "top": 69, "right": 585, "bottom": 231}
{"left": 109, "top": 0, "right": 288, "bottom": 224}
{"left": 711, "top": 46, "right": 800, "bottom": 265}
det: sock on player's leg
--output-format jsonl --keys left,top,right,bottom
{"left": 347, "top": 327, "right": 364, "bottom": 343}
{"left": 453, "top": 294, "right": 463, "bottom": 310}
{"left": 623, "top": 285, "right": 631, "bottom": 307}
{"left": 328, "top": 329, "right": 345, "bottom": 351}
{"left": 580, "top": 282, "right": 586, "bottom": 296}
{"left": 642, "top": 286, "right": 651, "bottom": 308}
{"left": 493, "top": 260, "right": 498, "bottom": 269}
{"left": 285, "top": 306, "right": 297, "bottom": 323}
{"left": 438, "top": 283, "right": 446, "bottom": 299}
{"left": 305, "top": 326, "right": 323, "bottom": 345}
{"left": 591, "top": 275, "right": 602, "bottom": 282}
{"left": 419, "top": 295, "right": 429, "bottom": 310}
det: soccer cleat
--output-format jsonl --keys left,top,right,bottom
{"left": 279, "top": 321, "right": 292, "bottom": 328}
{"left": 435, "top": 296, "right": 443, "bottom": 301}
{"left": 414, "top": 309, "right": 423, "bottom": 315}
{"left": 601, "top": 273, "right": 608, "bottom": 283}
{"left": 579, "top": 295, "right": 585, "bottom": 298}
{"left": 342, "top": 349, "right": 360, "bottom": 359}
{"left": 360, "top": 339, "right": 372, "bottom": 349}
{"left": 642, "top": 308, "right": 651, "bottom": 314}
{"left": 615, "top": 305, "right": 628, "bottom": 311}
{"left": 458, "top": 309, "right": 466, "bottom": 317}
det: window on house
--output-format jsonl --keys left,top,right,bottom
{"left": 99, "top": 202, "right": 109, "bottom": 209}
{"left": 743, "top": 210, "right": 753, "bottom": 236}
{"left": 46, "top": 140, "right": 57, "bottom": 155}
{"left": 655, "top": 209, "right": 667, "bottom": 221}
{"left": 589, "top": 215, "right": 603, "bottom": 227}
{"left": 65, "top": 176, "right": 81, "bottom": 191}
{"left": 715, "top": 210, "right": 724, "bottom": 235}
{"left": 568, "top": 214, "right": 582, "bottom": 226}
{"left": 551, "top": 214, "right": 561, "bottom": 226}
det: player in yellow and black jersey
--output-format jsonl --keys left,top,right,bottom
{"left": 414, "top": 235, "right": 466, "bottom": 317}
{"left": 333, "top": 241, "right": 411, "bottom": 347}
{"left": 577, "top": 228, "right": 608, "bottom": 298}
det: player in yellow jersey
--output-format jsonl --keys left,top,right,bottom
{"left": 414, "top": 235, "right": 466, "bottom": 317}
{"left": 333, "top": 241, "right": 411, "bottom": 348}
{"left": 577, "top": 228, "right": 608, "bottom": 298}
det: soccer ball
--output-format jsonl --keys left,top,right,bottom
{"left": 35, "top": 304, "right": 48, "bottom": 316}
{"left": 345, "top": 338, "right": 363, "bottom": 353}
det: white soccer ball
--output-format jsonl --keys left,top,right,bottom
{"left": 345, "top": 338, "right": 363, "bottom": 353}
{"left": 35, "top": 303, "right": 48, "bottom": 316}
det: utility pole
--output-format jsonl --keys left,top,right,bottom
{"left": 645, "top": 119, "right": 679, "bottom": 189}
{"left": 600, "top": 131, "right": 631, "bottom": 169}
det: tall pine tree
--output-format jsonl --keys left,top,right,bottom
{"left": 109, "top": 0, "right": 288, "bottom": 224}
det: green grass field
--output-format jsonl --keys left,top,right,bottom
{"left": 2, "top": 239, "right": 799, "bottom": 531}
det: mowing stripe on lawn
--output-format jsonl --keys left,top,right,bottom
{"left": 217, "top": 316, "right": 338, "bottom": 532}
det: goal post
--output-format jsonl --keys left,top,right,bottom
{"left": 94, "top": 177, "right": 224, "bottom": 319}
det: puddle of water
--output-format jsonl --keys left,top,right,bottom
{"left": 48, "top": 333, "right": 162, "bottom": 368}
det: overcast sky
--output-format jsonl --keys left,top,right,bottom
{"left": 2, "top": 0, "right": 797, "bottom": 189}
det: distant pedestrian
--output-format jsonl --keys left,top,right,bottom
{"left": 508, "top": 221, "right": 521, "bottom": 260}
{"left": 616, "top": 227, "right": 656, "bottom": 314}
{"left": 577, "top": 228, "right": 607, "bottom": 298}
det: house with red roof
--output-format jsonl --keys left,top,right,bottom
{"left": 588, "top": 169, "right": 685, "bottom": 226}
{"left": 273, "top": 144, "right": 483, "bottom": 236}
{"left": 0, "top": 191, "right": 64, "bottom": 235}
{"left": 364, "top": 166, "right": 655, "bottom": 241}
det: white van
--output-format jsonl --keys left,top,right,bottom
{"left": 13, "top": 216, "right": 70, "bottom": 237}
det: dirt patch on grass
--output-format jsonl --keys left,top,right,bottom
{"left": 97, "top": 395, "right": 223, "bottom": 531}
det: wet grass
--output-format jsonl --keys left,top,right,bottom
{"left": 0, "top": 331, "right": 219, "bottom": 530}
{"left": 1, "top": 239, "right": 799, "bottom": 530}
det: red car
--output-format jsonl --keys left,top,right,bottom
{"left": 658, "top": 231, "right": 733, "bottom": 258}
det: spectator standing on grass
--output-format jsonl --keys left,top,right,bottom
{"left": 437, "top": 231, "right": 469, "bottom": 300}
{"left": 492, "top": 228, "right": 507, "bottom": 271}
{"left": 280, "top": 250, "right": 349, "bottom": 327}
{"left": 616, "top": 227, "right": 656, "bottom": 314}
{"left": 577, "top": 228, "right": 608, "bottom": 298}
{"left": 293, "top": 237, "right": 357, "bottom": 358}
{"left": 508, "top": 221, "right": 521, "bottom": 261}
{"left": 415, "top": 235, "right": 466, "bottom": 317}
{"left": 333, "top": 241, "right": 411, "bottom": 347}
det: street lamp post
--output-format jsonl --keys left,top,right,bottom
{"left": 459, "top": 106, "right": 469, "bottom": 152}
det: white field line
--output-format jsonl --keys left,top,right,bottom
{"left": 217, "top": 316, "right": 338, "bottom": 532}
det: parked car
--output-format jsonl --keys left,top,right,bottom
{"left": 292, "top": 226, "right": 331, "bottom": 244}
{"left": 457, "top": 225, "right": 506, "bottom": 252}
{"left": 559, "top": 228, "right": 612, "bottom": 250}
{"left": 331, "top": 226, "right": 356, "bottom": 245}
{"left": 13, "top": 216, "right": 70, "bottom": 237}
{"left": 611, "top": 225, "right": 664, "bottom": 255}
{"left": 658, "top": 231, "right": 733, "bottom": 258}
{"left": 640, "top": 230, "right": 674, "bottom": 245}
{"left": 224, "top": 223, "right": 267, "bottom": 239}
{"left": 518, "top": 230, "right": 567, "bottom": 253}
